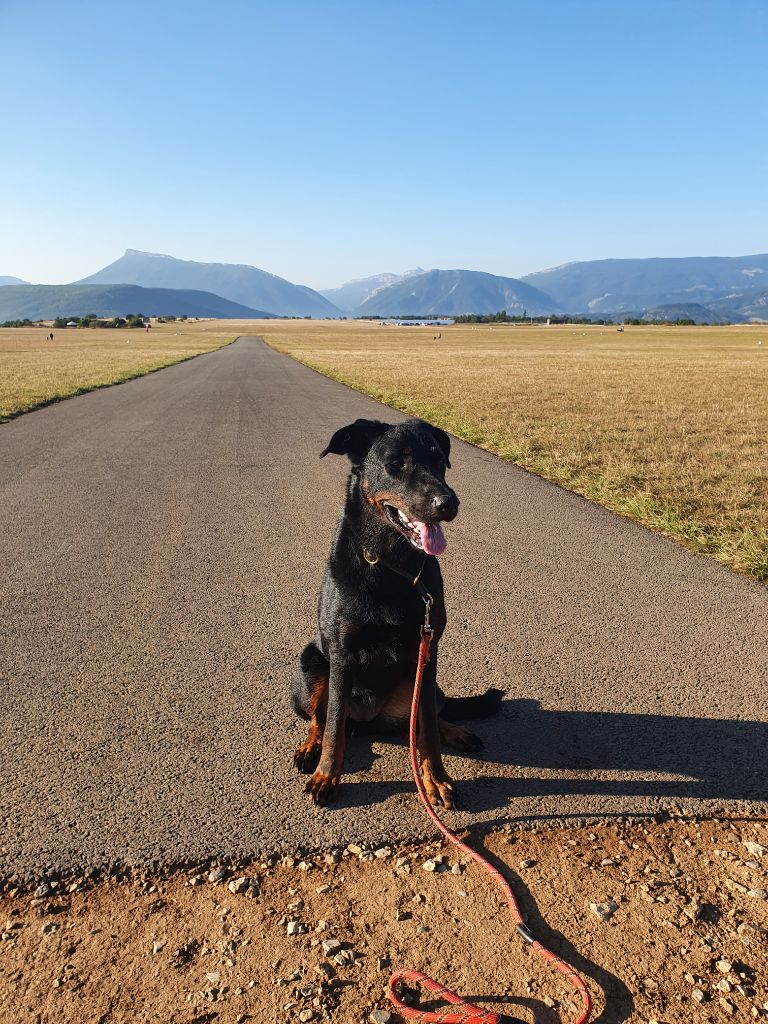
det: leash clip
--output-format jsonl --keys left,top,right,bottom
{"left": 420, "top": 592, "right": 434, "bottom": 637}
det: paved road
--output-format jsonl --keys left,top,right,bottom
{"left": 1, "top": 337, "right": 766, "bottom": 879}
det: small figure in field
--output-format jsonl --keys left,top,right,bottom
{"left": 49, "top": 332, "right": 54, "bottom": 341}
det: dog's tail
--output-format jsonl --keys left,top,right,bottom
{"left": 440, "top": 687, "right": 504, "bottom": 722}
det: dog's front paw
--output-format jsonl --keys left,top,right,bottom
{"left": 420, "top": 761, "right": 456, "bottom": 809}
{"left": 305, "top": 771, "right": 340, "bottom": 806}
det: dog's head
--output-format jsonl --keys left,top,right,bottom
{"left": 321, "top": 418, "right": 459, "bottom": 556}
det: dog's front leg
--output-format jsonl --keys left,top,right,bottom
{"left": 417, "top": 646, "right": 456, "bottom": 809}
{"left": 306, "top": 660, "right": 349, "bottom": 806}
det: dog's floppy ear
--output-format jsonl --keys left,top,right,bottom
{"left": 426, "top": 423, "right": 451, "bottom": 468}
{"left": 321, "top": 419, "right": 388, "bottom": 465}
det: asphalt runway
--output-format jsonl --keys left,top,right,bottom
{"left": 1, "top": 337, "right": 766, "bottom": 879}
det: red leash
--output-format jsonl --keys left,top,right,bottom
{"left": 386, "top": 620, "right": 592, "bottom": 1024}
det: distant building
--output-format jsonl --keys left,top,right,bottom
{"left": 66, "top": 320, "right": 78, "bottom": 327}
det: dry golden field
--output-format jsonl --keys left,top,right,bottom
{"left": 261, "top": 319, "right": 768, "bottom": 581}
{"left": 0, "top": 321, "right": 244, "bottom": 421}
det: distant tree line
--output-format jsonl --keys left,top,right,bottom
{"left": 620, "top": 316, "right": 706, "bottom": 326}
{"left": 453, "top": 310, "right": 726, "bottom": 327}
{"left": 51, "top": 313, "right": 153, "bottom": 329}
{"left": 1, "top": 313, "right": 202, "bottom": 329}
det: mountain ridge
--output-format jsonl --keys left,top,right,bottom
{"left": 353, "top": 268, "right": 559, "bottom": 317}
{"left": 320, "top": 269, "right": 425, "bottom": 312}
{"left": 79, "top": 249, "right": 340, "bottom": 318}
{"left": 521, "top": 253, "right": 768, "bottom": 316}
{"left": 6, "top": 250, "right": 768, "bottom": 323}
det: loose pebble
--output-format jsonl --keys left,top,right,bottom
{"left": 744, "top": 841, "right": 767, "bottom": 858}
{"left": 589, "top": 900, "right": 618, "bottom": 922}
{"left": 370, "top": 1011, "right": 394, "bottom": 1024}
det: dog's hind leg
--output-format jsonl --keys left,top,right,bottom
{"left": 292, "top": 641, "right": 329, "bottom": 775}
{"left": 438, "top": 717, "right": 483, "bottom": 752}
{"left": 436, "top": 685, "right": 503, "bottom": 750}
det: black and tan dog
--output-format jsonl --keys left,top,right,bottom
{"left": 291, "top": 417, "right": 501, "bottom": 807}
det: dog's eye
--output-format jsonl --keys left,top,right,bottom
{"left": 387, "top": 458, "right": 404, "bottom": 473}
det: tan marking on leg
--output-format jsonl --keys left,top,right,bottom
{"left": 293, "top": 675, "right": 328, "bottom": 773}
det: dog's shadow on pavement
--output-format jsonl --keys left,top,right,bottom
{"left": 456, "top": 696, "right": 768, "bottom": 821}
{"left": 342, "top": 695, "right": 768, "bottom": 816}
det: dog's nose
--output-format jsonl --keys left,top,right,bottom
{"left": 433, "top": 492, "right": 459, "bottom": 520}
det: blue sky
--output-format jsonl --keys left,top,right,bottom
{"left": 1, "top": 0, "right": 766, "bottom": 289}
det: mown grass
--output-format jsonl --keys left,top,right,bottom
{"left": 263, "top": 319, "right": 768, "bottom": 582}
{"left": 0, "top": 323, "right": 247, "bottom": 421}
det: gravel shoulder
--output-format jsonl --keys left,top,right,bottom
{"left": 2, "top": 819, "right": 767, "bottom": 1024}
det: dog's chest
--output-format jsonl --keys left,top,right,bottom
{"left": 341, "top": 620, "right": 422, "bottom": 721}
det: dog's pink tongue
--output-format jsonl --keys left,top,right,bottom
{"left": 417, "top": 521, "right": 447, "bottom": 556}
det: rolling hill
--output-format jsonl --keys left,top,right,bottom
{"left": 0, "top": 276, "right": 28, "bottom": 287}
{"left": 521, "top": 254, "right": 768, "bottom": 315}
{"left": 0, "top": 284, "right": 274, "bottom": 322}
{"left": 79, "top": 249, "right": 340, "bottom": 318}
{"left": 353, "top": 268, "right": 559, "bottom": 317}
{"left": 320, "top": 269, "right": 424, "bottom": 312}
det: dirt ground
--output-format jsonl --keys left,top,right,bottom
{"left": 1, "top": 818, "right": 767, "bottom": 1024}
